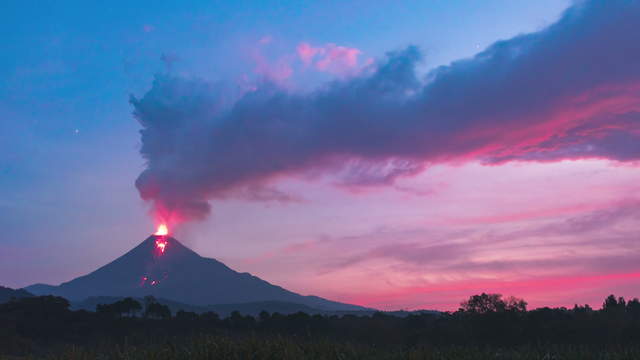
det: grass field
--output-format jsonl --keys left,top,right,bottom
{"left": 12, "top": 335, "right": 640, "bottom": 360}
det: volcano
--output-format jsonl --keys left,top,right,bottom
{"left": 24, "top": 235, "right": 365, "bottom": 311}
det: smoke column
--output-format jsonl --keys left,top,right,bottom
{"left": 131, "top": 0, "right": 640, "bottom": 224}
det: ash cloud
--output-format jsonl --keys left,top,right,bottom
{"left": 131, "top": 0, "right": 640, "bottom": 222}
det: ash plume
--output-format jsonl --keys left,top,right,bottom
{"left": 131, "top": 0, "right": 640, "bottom": 223}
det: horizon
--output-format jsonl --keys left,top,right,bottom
{"left": 15, "top": 226, "right": 638, "bottom": 312}
{"left": 2, "top": 0, "right": 640, "bottom": 312}
{"left": 17, "top": 231, "right": 636, "bottom": 312}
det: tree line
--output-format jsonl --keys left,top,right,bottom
{"left": 1, "top": 292, "right": 639, "bottom": 356}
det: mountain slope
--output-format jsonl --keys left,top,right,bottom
{"left": 26, "top": 236, "right": 367, "bottom": 312}
{"left": 0, "top": 286, "right": 33, "bottom": 303}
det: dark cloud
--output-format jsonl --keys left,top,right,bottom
{"left": 487, "top": 112, "right": 640, "bottom": 163}
{"left": 224, "top": 184, "right": 304, "bottom": 204}
{"left": 131, "top": 0, "right": 640, "bottom": 222}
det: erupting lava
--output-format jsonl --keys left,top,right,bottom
{"left": 138, "top": 224, "right": 171, "bottom": 287}
{"left": 154, "top": 224, "right": 169, "bottom": 254}
{"left": 155, "top": 239, "right": 167, "bottom": 253}
{"left": 155, "top": 224, "right": 169, "bottom": 236}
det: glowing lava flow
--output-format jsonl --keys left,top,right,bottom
{"left": 139, "top": 224, "right": 171, "bottom": 287}
{"left": 154, "top": 224, "right": 169, "bottom": 254}
{"left": 155, "top": 239, "right": 167, "bottom": 253}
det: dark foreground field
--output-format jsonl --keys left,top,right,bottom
{"left": 7, "top": 337, "right": 636, "bottom": 360}
{"left": 25, "top": 337, "right": 640, "bottom": 360}
{"left": 2, "top": 293, "right": 640, "bottom": 359}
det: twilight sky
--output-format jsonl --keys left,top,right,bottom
{"left": 2, "top": 0, "right": 639, "bottom": 311}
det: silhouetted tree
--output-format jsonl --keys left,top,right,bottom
{"left": 143, "top": 295, "right": 156, "bottom": 308}
{"left": 227, "top": 310, "right": 255, "bottom": 329}
{"left": 459, "top": 293, "right": 527, "bottom": 313}
{"left": 143, "top": 296, "right": 170, "bottom": 319}
{"left": 97, "top": 298, "right": 142, "bottom": 317}
{"left": 504, "top": 296, "right": 528, "bottom": 312}
{"left": 201, "top": 311, "right": 220, "bottom": 323}
{"left": 3, "top": 295, "right": 70, "bottom": 318}
{"left": 259, "top": 310, "right": 271, "bottom": 322}
{"left": 603, "top": 295, "right": 626, "bottom": 312}
{"left": 120, "top": 297, "right": 142, "bottom": 317}
{"left": 96, "top": 303, "right": 116, "bottom": 317}
{"left": 176, "top": 310, "right": 198, "bottom": 320}
{"left": 145, "top": 302, "right": 171, "bottom": 319}
{"left": 572, "top": 304, "right": 593, "bottom": 314}
{"left": 627, "top": 298, "right": 640, "bottom": 318}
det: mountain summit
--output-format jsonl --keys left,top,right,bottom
{"left": 25, "top": 235, "right": 365, "bottom": 311}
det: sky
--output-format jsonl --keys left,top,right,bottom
{"left": 2, "top": 0, "right": 639, "bottom": 311}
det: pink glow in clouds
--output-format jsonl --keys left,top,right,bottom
{"left": 248, "top": 40, "right": 364, "bottom": 87}
{"left": 206, "top": 159, "right": 640, "bottom": 310}
{"left": 340, "top": 271, "right": 640, "bottom": 311}
{"left": 297, "top": 42, "right": 321, "bottom": 66}
{"left": 252, "top": 53, "right": 293, "bottom": 84}
{"left": 248, "top": 36, "right": 294, "bottom": 84}
{"left": 297, "top": 42, "right": 362, "bottom": 75}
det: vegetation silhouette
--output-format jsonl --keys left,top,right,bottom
{"left": 1, "top": 292, "right": 639, "bottom": 358}
{"left": 96, "top": 297, "right": 142, "bottom": 318}
{"left": 143, "top": 295, "right": 171, "bottom": 319}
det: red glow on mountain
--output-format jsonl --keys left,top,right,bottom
{"left": 153, "top": 224, "right": 169, "bottom": 255}
{"left": 140, "top": 272, "right": 168, "bottom": 287}
{"left": 155, "top": 238, "right": 167, "bottom": 254}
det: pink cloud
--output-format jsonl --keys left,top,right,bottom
{"left": 297, "top": 42, "right": 322, "bottom": 66}
{"left": 315, "top": 43, "right": 361, "bottom": 73}
{"left": 296, "top": 42, "right": 363, "bottom": 75}
{"left": 250, "top": 49, "right": 294, "bottom": 84}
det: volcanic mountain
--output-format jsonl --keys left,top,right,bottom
{"left": 25, "top": 235, "right": 366, "bottom": 311}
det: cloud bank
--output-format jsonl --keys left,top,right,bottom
{"left": 131, "top": 0, "right": 640, "bottom": 223}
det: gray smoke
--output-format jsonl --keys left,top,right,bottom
{"left": 131, "top": 0, "right": 640, "bottom": 222}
